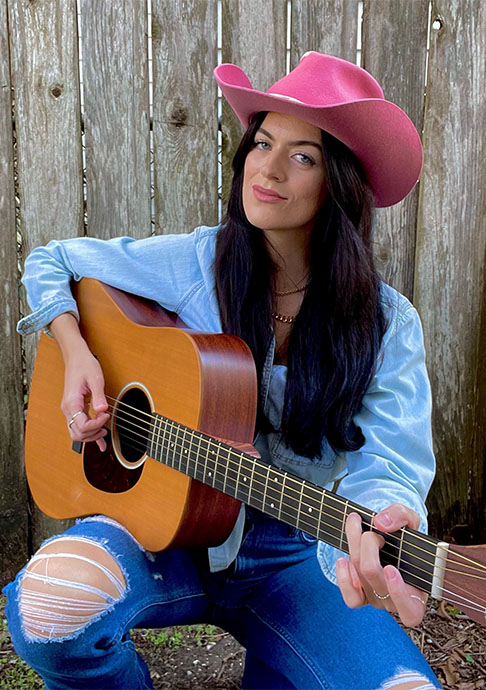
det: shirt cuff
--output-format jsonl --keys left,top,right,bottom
{"left": 17, "top": 299, "right": 79, "bottom": 336}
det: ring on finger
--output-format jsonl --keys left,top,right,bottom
{"left": 68, "top": 410, "right": 84, "bottom": 428}
{"left": 373, "top": 589, "right": 390, "bottom": 601}
{"left": 410, "top": 594, "right": 426, "bottom": 607}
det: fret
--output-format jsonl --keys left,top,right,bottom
{"left": 185, "top": 427, "right": 196, "bottom": 479}
{"left": 222, "top": 449, "right": 238, "bottom": 498}
{"left": 248, "top": 461, "right": 263, "bottom": 511}
{"left": 279, "top": 477, "right": 300, "bottom": 528}
{"left": 261, "top": 464, "right": 270, "bottom": 513}
{"left": 148, "top": 414, "right": 159, "bottom": 460}
{"left": 194, "top": 433, "right": 206, "bottom": 483}
{"left": 201, "top": 436, "right": 211, "bottom": 484}
{"left": 317, "top": 490, "right": 325, "bottom": 542}
{"left": 295, "top": 486, "right": 321, "bottom": 538}
{"left": 276, "top": 473, "right": 286, "bottom": 521}
{"left": 233, "top": 453, "right": 243, "bottom": 501}
{"left": 179, "top": 426, "right": 189, "bottom": 473}
{"left": 261, "top": 466, "right": 282, "bottom": 519}
{"left": 235, "top": 459, "right": 252, "bottom": 505}
{"left": 339, "top": 500, "right": 349, "bottom": 552}
{"left": 397, "top": 529, "right": 404, "bottom": 571}
{"left": 262, "top": 471, "right": 284, "bottom": 520}
{"left": 221, "top": 444, "right": 230, "bottom": 494}
{"left": 316, "top": 493, "right": 345, "bottom": 547}
{"left": 160, "top": 417, "right": 170, "bottom": 466}
{"left": 171, "top": 422, "right": 182, "bottom": 470}
{"left": 205, "top": 440, "right": 219, "bottom": 489}
{"left": 297, "top": 481, "right": 304, "bottom": 525}
{"left": 174, "top": 424, "right": 181, "bottom": 471}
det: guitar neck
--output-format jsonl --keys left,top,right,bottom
{"left": 148, "top": 413, "right": 438, "bottom": 595}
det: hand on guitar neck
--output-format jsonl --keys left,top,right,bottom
{"left": 336, "top": 505, "right": 428, "bottom": 628}
{"left": 49, "top": 312, "right": 110, "bottom": 451}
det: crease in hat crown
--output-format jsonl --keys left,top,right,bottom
{"left": 265, "top": 51, "right": 385, "bottom": 107}
{"left": 214, "top": 51, "right": 423, "bottom": 207}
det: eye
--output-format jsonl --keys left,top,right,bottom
{"left": 294, "top": 152, "right": 315, "bottom": 166}
{"left": 254, "top": 140, "right": 271, "bottom": 150}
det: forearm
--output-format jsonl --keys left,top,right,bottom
{"left": 49, "top": 312, "right": 91, "bottom": 363}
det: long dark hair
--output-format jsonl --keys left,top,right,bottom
{"left": 215, "top": 112, "right": 387, "bottom": 459}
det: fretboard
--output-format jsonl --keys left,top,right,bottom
{"left": 148, "top": 413, "right": 437, "bottom": 594}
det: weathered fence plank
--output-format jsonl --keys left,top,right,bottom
{"left": 415, "top": 0, "right": 486, "bottom": 542}
{"left": 1, "top": 1, "right": 485, "bottom": 586}
{"left": 80, "top": 0, "right": 151, "bottom": 239}
{"left": 291, "top": 0, "right": 359, "bottom": 67}
{"left": 221, "top": 0, "right": 287, "bottom": 208}
{"left": 8, "top": 0, "right": 84, "bottom": 553}
{"left": 362, "top": 0, "right": 429, "bottom": 300}
{"left": 152, "top": 0, "right": 218, "bottom": 235}
{"left": 0, "top": 0, "right": 28, "bottom": 586}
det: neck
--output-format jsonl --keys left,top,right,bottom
{"left": 263, "top": 227, "right": 312, "bottom": 286}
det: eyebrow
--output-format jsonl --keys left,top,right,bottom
{"left": 257, "top": 127, "right": 322, "bottom": 150}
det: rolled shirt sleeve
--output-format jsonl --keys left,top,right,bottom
{"left": 17, "top": 228, "right": 217, "bottom": 335}
{"left": 317, "top": 288, "right": 435, "bottom": 583}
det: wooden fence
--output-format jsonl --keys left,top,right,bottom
{"left": 0, "top": 0, "right": 485, "bottom": 586}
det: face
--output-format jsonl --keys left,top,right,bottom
{"left": 242, "top": 112, "right": 327, "bottom": 235}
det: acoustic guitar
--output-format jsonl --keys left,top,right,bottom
{"left": 25, "top": 278, "right": 486, "bottom": 627}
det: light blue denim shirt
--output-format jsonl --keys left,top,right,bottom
{"left": 17, "top": 224, "right": 435, "bottom": 583}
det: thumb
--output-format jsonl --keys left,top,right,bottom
{"left": 87, "top": 373, "right": 108, "bottom": 412}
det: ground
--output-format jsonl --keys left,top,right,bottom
{"left": 1, "top": 595, "right": 485, "bottom": 689}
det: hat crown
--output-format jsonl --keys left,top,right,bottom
{"left": 267, "top": 52, "right": 384, "bottom": 106}
{"left": 213, "top": 51, "right": 423, "bottom": 207}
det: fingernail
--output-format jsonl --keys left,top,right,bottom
{"left": 384, "top": 566, "right": 398, "bottom": 582}
{"left": 377, "top": 511, "right": 392, "bottom": 527}
{"left": 336, "top": 558, "right": 346, "bottom": 572}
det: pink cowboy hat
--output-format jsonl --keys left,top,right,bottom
{"left": 214, "top": 52, "right": 423, "bottom": 207}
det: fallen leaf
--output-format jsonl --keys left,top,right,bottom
{"left": 440, "top": 657, "right": 459, "bottom": 686}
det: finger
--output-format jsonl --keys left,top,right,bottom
{"left": 72, "top": 413, "right": 110, "bottom": 435}
{"left": 336, "top": 558, "right": 366, "bottom": 608}
{"left": 358, "top": 530, "right": 390, "bottom": 603}
{"left": 345, "top": 512, "right": 364, "bottom": 569}
{"left": 87, "top": 372, "right": 108, "bottom": 413}
{"left": 373, "top": 504, "right": 420, "bottom": 532}
{"left": 384, "top": 565, "right": 427, "bottom": 627}
{"left": 70, "top": 427, "right": 108, "bottom": 445}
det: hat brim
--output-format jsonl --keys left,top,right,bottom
{"left": 215, "top": 65, "right": 423, "bottom": 208}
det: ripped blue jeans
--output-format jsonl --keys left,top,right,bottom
{"left": 3, "top": 508, "right": 441, "bottom": 690}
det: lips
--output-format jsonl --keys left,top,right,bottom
{"left": 252, "top": 184, "right": 287, "bottom": 202}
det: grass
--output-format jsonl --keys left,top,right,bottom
{"left": 0, "top": 595, "right": 228, "bottom": 689}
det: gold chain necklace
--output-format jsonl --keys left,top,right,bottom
{"left": 272, "top": 311, "right": 297, "bottom": 324}
{"left": 274, "top": 282, "right": 309, "bottom": 296}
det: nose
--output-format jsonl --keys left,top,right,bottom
{"left": 260, "top": 148, "right": 286, "bottom": 181}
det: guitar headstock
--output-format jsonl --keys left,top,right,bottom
{"left": 441, "top": 543, "right": 486, "bottom": 626}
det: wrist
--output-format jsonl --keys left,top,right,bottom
{"left": 49, "top": 312, "right": 90, "bottom": 363}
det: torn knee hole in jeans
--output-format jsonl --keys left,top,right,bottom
{"left": 19, "top": 536, "right": 127, "bottom": 640}
{"left": 380, "top": 668, "right": 438, "bottom": 690}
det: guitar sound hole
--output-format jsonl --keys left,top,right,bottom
{"left": 115, "top": 387, "right": 152, "bottom": 464}
{"left": 83, "top": 385, "right": 152, "bottom": 494}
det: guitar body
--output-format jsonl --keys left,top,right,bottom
{"left": 25, "top": 279, "right": 257, "bottom": 551}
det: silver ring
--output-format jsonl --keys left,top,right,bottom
{"left": 410, "top": 594, "right": 426, "bottom": 607}
{"left": 68, "top": 410, "right": 84, "bottom": 428}
{"left": 373, "top": 589, "right": 390, "bottom": 601}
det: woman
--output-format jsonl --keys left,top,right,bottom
{"left": 4, "top": 52, "right": 441, "bottom": 689}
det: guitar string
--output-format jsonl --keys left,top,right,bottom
{"left": 86, "top": 409, "right": 486, "bottom": 614}
{"left": 101, "top": 406, "right": 486, "bottom": 604}
{"left": 102, "top": 397, "right": 486, "bottom": 577}
{"left": 107, "top": 401, "right": 486, "bottom": 590}
{"left": 86, "top": 419, "right": 486, "bottom": 619}
{"left": 97, "top": 413, "right": 445, "bottom": 585}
